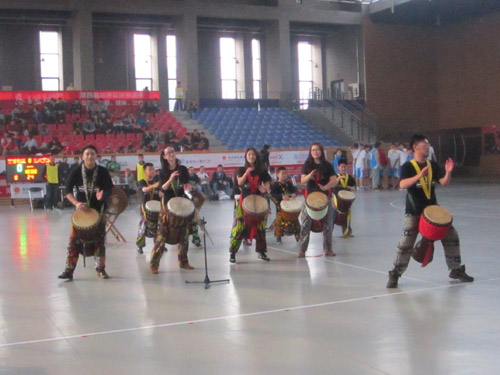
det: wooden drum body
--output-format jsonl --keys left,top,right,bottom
{"left": 280, "top": 198, "right": 303, "bottom": 235}
{"left": 144, "top": 200, "right": 161, "bottom": 238}
{"left": 72, "top": 208, "right": 101, "bottom": 254}
{"left": 107, "top": 187, "right": 128, "bottom": 215}
{"left": 164, "top": 197, "right": 195, "bottom": 245}
{"left": 334, "top": 190, "right": 356, "bottom": 226}
{"left": 242, "top": 195, "right": 269, "bottom": 228}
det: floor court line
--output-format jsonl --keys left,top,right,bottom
{"left": 267, "top": 246, "right": 444, "bottom": 286}
{"left": 1, "top": 277, "right": 496, "bottom": 349}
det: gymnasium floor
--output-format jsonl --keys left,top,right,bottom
{"left": 0, "top": 182, "right": 498, "bottom": 375}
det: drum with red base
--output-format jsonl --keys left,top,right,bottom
{"left": 242, "top": 195, "right": 269, "bottom": 228}
{"left": 412, "top": 205, "right": 453, "bottom": 267}
{"left": 305, "top": 192, "right": 329, "bottom": 233}
{"left": 333, "top": 190, "right": 355, "bottom": 226}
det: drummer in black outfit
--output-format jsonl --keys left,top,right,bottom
{"left": 298, "top": 142, "right": 338, "bottom": 258}
{"left": 386, "top": 134, "right": 474, "bottom": 288}
{"left": 58, "top": 145, "right": 113, "bottom": 281}
{"left": 150, "top": 145, "right": 192, "bottom": 273}
{"left": 333, "top": 158, "right": 356, "bottom": 237}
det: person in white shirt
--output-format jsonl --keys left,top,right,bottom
{"left": 387, "top": 143, "right": 401, "bottom": 189}
{"left": 350, "top": 143, "right": 360, "bottom": 166}
{"left": 197, "top": 166, "right": 215, "bottom": 200}
{"left": 355, "top": 144, "right": 368, "bottom": 190}
{"left": 427, "top": 142, "right": 437, "bottom": 162}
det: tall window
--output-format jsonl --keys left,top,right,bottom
{"left": 297, "top": 42, "right": 313, "bottom": 109}
{"left": 220, "top": 37, "right": 237, "bottom": 99}
{"left": 134, "top": 34, "right": 153, "bottom": 91}
{"left": 39, "top": 31, "right": 62, "bottom": 91}
{"left": 251, "top": 39, "right": 262, "bottom": 99}
{"left": 166, "top": 35, "right": 177, "bottom": 111}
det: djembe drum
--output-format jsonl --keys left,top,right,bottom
{"left": 305, "top": 192, "right": 329, "bottom": 233}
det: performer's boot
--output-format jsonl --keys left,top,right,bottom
{"left": 229, "top": 252, "right": 236, "bottom": 263}
{"left": 136, "top": 246, "right": 144, "bottom": 254}
{"left": 178, "top": 254, "right": 194, "bottom": 270}
{"left": 258, "top": 252, "right": 270, "bottom": 261}
{"left": 324, "top": 250, "right": 337, "bottom": 256}
{"left": 449, "top": 265, "right": 474, "bottom": 283}
{"left": 96, "top": 267, "right": 109, "bottom": 279}
{"left": 58, "top": 269, "right": 73, "bottom": 281}
{"left": 386, "top": 269, "right": 400, "bottom": 288}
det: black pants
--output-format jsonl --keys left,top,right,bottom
{"left": 45, "top": 183, "right": 59, "bottom": 209}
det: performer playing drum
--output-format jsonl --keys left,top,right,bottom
{"left": 386, "top": 134, "right": 474, "bottom": 288}
{"left": 229, "top": 148, "right": 272, "bottom": 263}
{"left": 298, "top": 143, "right": 338, "bottom": 258}
{"left": 271, "top": 167, "right": 301, "bottom": 243}
{"left": 58, "top": 145, "right": 113, "bottom": 280}
{"left": 150, "top": 145, "right": 193, "bottom": 273}
{"left": 333, "top": 158, "right": 356, "bottom": 237}
{"left": 136, "top": 162, "right": 160, "bottom": 254}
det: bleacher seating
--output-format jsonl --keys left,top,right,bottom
{"left": 193, "top": 107, "right": 341, "bottom": 150}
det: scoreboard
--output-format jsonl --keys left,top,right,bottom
{"left": 6, "top": 157, "right": 51, "bottom": 183}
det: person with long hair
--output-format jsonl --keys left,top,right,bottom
{"left": 229, "top": 148, "right": 272, "bottom": 263}
{"left": 150, "top": 145, "right": 192, "bottom": 273}
{"left": 298, "top": 142, "right": 338, "bottom": 258}
{"left": 58, "top": 145, "right": 113, "bottom": 281}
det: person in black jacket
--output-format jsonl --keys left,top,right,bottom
{"left": 150, "top": 145, "right": 192, "bottom": 273}
{"left": 58, "top": 145, "right": 113, "bottom": 281}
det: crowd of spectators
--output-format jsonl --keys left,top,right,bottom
{"left": 0, "top": 97, "right": 210, "bottom": 156}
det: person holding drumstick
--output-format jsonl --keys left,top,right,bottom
{"left": 58, "top": 145, "right": 113, "bottom": 281}
{"left": 136, "top": 162, "right": 160, "bottom": 254}
{"left": 298, "top": 142, "right": 338, "bottom": 258}
{"left": 271, "top": 166, "right": 300, "bottom": 244}
{"left": 386, "top": 134, "right": 474, "bottom": 288}
{"left": 229, "top": 148, "right": 272, "bottom": 263}
{"left": 150, "top": 145, "right": 192, "bottom": 273}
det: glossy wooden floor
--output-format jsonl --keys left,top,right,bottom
{"left": 0, "top": 182, "right": 499, "bottom": 374}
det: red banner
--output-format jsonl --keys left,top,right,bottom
{"left": 0, "top": 90, "right": 160, "bottom": 102}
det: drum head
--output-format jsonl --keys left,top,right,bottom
{"left": 338, "top": 190, "right": 356, "bottom": 201}
{"left": 423, "top": 205, "right": 452, "bottom": 225}
{"left": 190, "top": 191, "right": 205, "bottom": 209}
{"left": 145, "top": 200, "right": 161, "bottom": 212}
{"left": 306, "top": 191, "right": 328, "bottom": 210}
{"left": 72, "top": 208, "right": 100, "bottom": 228}
{"left": 280, "top": 198, "right": 303, "bottom": 213}
{"left": 107, "top": 187, "right": 128, "bottom": 215}
{"left": 242, "top": 195, "right": 269, "bottom": 214}
{"left": 167, "top": 197, "right": 195, "bottom": 217}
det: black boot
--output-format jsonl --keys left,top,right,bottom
{"left": 229, "top": 252, "right": 236, "bottom": 264}
{"left": 96, "top": 268, "right": 109, "bottom": 279}
{"left": 386, "top": 270, "right": 400, "bottom": 288}
{"left": 449, "top": 265, "right": 474, "bottom": 283}
{"left": 137, "top": 246, "right": 144, "bottom": 254}
{"left": 258, "top": 253, "right": 270, "bottom": 262}
{"left": 58, "top": 270, "right": 73, "bottom": 281}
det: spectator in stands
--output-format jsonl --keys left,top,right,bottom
{"left": 141, "top": 129, "right": 155, "bottom": 151}
{"left": 88, "top": 100, "right": 100, "bottom": 117}
{"left": 188, "top": 100, "right": 198, "bottom": 118}
{"left": 83, "top": 118, "right": 96, "bottom": 135}
{"left": 127, "top": 143, "right": 135, "bottom": 153}
{"left": 58, "top": 156, "right": 70, "bottom": 185}
{"left": 104, "top": 144, "right": 113, "bottom": 154}
{"left": 11, "top": 105, "right": 21, "bottom": 120}
{"left": 48, "top": 136, "right": 63, "bottom": 155}
{"left": 107, "top": 155, "right": 121, "bottom": 184}
{"left": 197, "top": 166, "right": 214, "bottom": 199}
{"left": 20, "top": 120, "right": 30, "bottom": 136}
{"left": 73, "top": 118, "right": 83, "bottom": 135}
{"left": 98, "top": 99, "right": 109, "bottom": 115}
{"left": 69, "top": 156, "right": 80, "bottom": 174}
{"left": 260, "top": 144, "right": 271, "bottom": 171}
{"left": 6, "top": 120, "right": 20, "bottom": 135}
{"left": 179, "top": 133, "right": 192, "bottom": 151}
{"left": 190, "top": 129, "right": 201, "bottom": 148}
{"left": 1, "top": 134, "right": 19, "bottom": 156}
{"left": 12, "top": 133, "right": 23, "bottom": 149}
{"left": 102, "top": 117, "right": 114, "bottom": 134}
{"left": 32, "top": 107, "right": 43, "bottom": 124}
{"left": 92, "top": 114, "right": 103, "bottom": 133}
{"left": 211, "top": 164, "right": 231, "bottom": 197}
{"left": 147, "top": 99, "right": 160, "bottom": 113}
{"left": 0, "top": 107, "right": 5, "bottom": 125}
{"left": 71, "top": 99, "right": 83, "bottom": 115}
{"left": 199, "top": 132, "right": 209, "bottom": 149}
{"left": 38, "top": 122, "right": 50, "bottom": 136}
{"left": 54, "top": 97, "right": 67, "bottom": 123}
{"left": 136, "top": 111, "right": 148, "bottom": 129}
{"left": 164, "top": 128, "right": 176, "bottom": 144}
{"left": 22, "top": 134, "right": 38, "bottom": 154}
{"left": 174, "top": 81, "right": 184, "bottom": 111}
{"left": 96, "top": 155, "right": 105, "bottom": 167}
{"left": 187, "top": 167, "right": 202, "bottom": 193}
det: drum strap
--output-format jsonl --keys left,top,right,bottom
{"left": 337, "top": 174, "right": 349, "bottom": 188}
{"left": 410, "top": 160, "right": 433, "bottom": 200}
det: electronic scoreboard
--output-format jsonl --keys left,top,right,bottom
{"left": 6, "top": 157, "right": 51, "bottom": 183}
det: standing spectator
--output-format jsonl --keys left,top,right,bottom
{"left": 377, "top": 142, "right": 388, "bottom": 189}
{"left": 136, "top": 154, "right": 146, "bottom": 182}
{"left": 387, "top": 143, "right": 401, "bottom": 190}
{"left": 355, "top": 144, "right": 367, "bottom": 190}
{"left": 370, "top": 142, "right": 381, "bottom": 191}
{"left": 197, "top": 166, "right": 214, "bottom": 200}
{"left": 33, "top": 108, "right": 43, "bottom": 124}
{"left": 351, "top": 143, "right": 360, "bottom": 167}
{"left": 259, "top": 144, "right": 271, "bottom": 171}
{"left": 211, "top": 164, "right": 231, "bottom": 198}
{"left": 123, "top": 168, "right": 137, "bottom": 197}
{"left": 107, "top": 155, "right": 121, "bottom": 184}
{"left": 58, "top": 156, "right": 70, "bottom": 186}
{"left": 98, "top": 99, "right": 109, "bottom": 115}
{"left": 44, "top": 157, "right": 59, "bottom": 210}
{"left": 427, "top": 141, "right": 437, "bottom": 162}
{"left": 69, "top": 156, "right": 80, "bottom": 175}
{"left": 331, "top": 149, "right": 343, "bottom": 174}
{"left": 174, "top": 81, "right": 184, "bottom": 111}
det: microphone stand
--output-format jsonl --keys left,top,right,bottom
{"left": 186, "top": 217, "right": 230, "bottom": 289}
